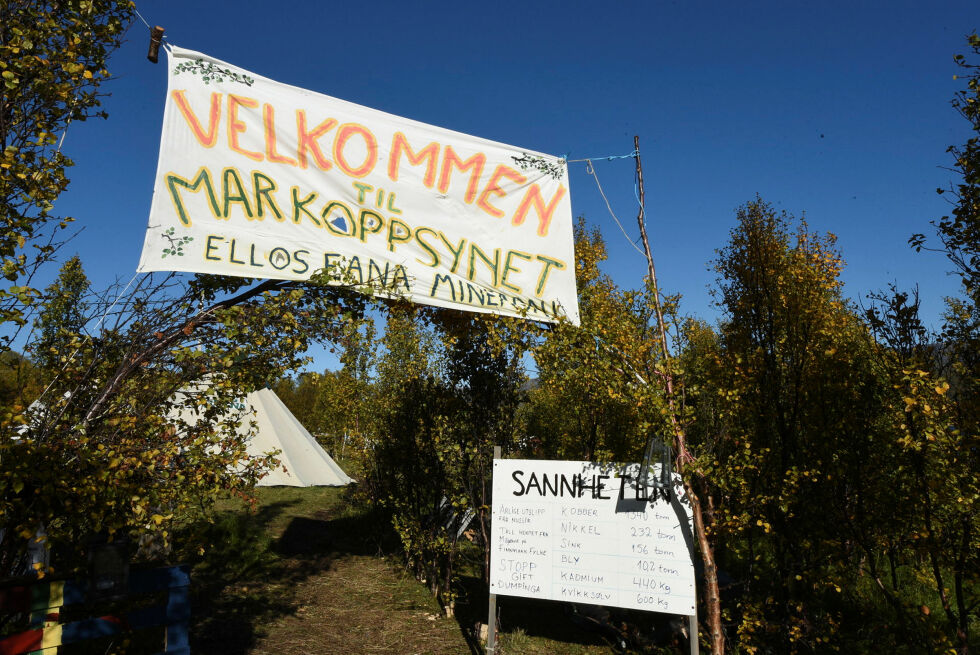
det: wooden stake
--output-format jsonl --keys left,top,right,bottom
{"left": 147, "top": 26, "right": 165, "bottom": 63}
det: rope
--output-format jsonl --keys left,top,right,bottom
{"left": 55, "top": 116, "right": 72, "bottom": 154}
{"left": 134, "top": 3, "right": 169, "bottom": 46}
{"left": 565, "top": 149, "right": 639, "bottom": 164}
{"left": 592, "top": 335, "right": 648, "bottom": 386}
{"left": 53, "top": 0, "right": 100, "bottom": 154}
{"left": 56, "top": 3, "right": 166, "bottom": 153}
{"left": 133, "top": 6, "right": 152, "bottom": 29}
{"left": 33, "top": 271, "right": 142, "bottom": 406}
{"left": 584, "top": 159, "right": 647, "bottom": 258}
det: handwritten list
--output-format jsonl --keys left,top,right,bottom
{"left": 489, "top": 459, "right": 696, "bottom": 615}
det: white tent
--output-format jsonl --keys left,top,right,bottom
{"left": 169, "top": 383, "right": 352, "bottom": 487}
{"left": 242, "top": 388, "right": 353, "bottom": 487}
{"left": 26, "top": 385, "right": 351, "bottom": 487}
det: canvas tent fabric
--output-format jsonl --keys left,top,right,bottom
{"left": 170, "top": 384, "right": 352, "bottom": 487}
{"left": 243, "top": 388, "right": 353, "bottom": 487}
{"left": 27, "top": 386, "right": 350, "bottom": 486}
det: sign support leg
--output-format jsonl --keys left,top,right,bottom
{"left": 487, "top": 445, "right": 501, "bottom": 654}
{"left": 487, "top": 592, "right": 497, "bottom": 654}
{"left": 689, "top": 610, "right": 699, "bottom": 655}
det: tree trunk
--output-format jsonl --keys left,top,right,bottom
{"left": 684, "top": 476, "right": 724, "bottom": 653}
{"left": 634, "top": 136, "right": 725, "bottom": 653}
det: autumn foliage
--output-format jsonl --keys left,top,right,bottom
{"left": 1, "top": 3, "right": 978, "bottom": 653}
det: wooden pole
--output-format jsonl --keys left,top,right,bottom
{"left": 633, "top": 136, "right": 671, "bottom": 368}
{"left": 633, "top": 136, "right": 722, "bottom": 654}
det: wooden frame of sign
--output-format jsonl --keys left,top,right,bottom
{"left": 486, "top": 450, "right": 698, "bottom": 655}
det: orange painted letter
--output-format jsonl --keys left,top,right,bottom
{"left": 438, "top": 147, "right": 485, "bottom": 203}
{"left": 512, "top": 184, "right": 567, "bottom": 236}
{"left": 476, "top": 165, "right": 526, "bottom": 218}
{"left": 263, "top": 104, "right": 297, "bottom": 166}
{"left": 296, "top": 111, "right": 336, "bottom": 170}
{"left": 388, "top": 132, "right": 439, "bottom": 188}
{"left": 172, "top": 90, "right": 221, "bottom": 147}
{"left": 227, "top": 94, "right": 263, "bottom": 161}
{"left": 333, "top": 123, "right": 378, "bottom": 179}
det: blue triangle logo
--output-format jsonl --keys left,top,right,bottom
{"left": 330, "top": 215, "right": 349, "bottom": 232}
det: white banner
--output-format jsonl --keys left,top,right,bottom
{"left": 138, "top": 46, "right": 579, "bottom": 325}
{"left": 490, "top": 459, "right": 696, "bottom": 615}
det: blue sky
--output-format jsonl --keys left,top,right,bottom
{"left": 52, "top": 0, "right": 978, "bottom": 369}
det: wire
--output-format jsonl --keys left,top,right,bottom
{"left": 55, "top": 115, "right": 72, "bottom": 154}
{"left": 53, "top": 0, "right": 100, "bottom": 154}
{"left": 584, "top": 159, "right": 647, "bottom": 258}
{"left": 46, "top": 2, "right": 155, "bottom": 397}
{"left": 565, "top": 149, "right": 639, "bottom": 164}
{"left": 56, "top": 3, "right": 165, "bottom": 154}
{"left": 133, "top": 4, "right": 168, "bottom": 44}
{"left": 33, "top": 272, "right": 142, "bottom": 406}
{"left": 592, "top": 335, "right": 648, "bottom": 386}
{"left": 133, "top": 5, "right": 152, "bottom": 30}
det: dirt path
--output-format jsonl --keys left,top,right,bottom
{"left": 251, "top": 554, "right": 469, "bottom": 655}
{"left": 191, "top": 488, "right": 624, "bottom": 654}
{"left": 190, "top": 488, "right": 474, "bottom": 654}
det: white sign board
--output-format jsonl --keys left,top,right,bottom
{"left": 489, "top": 459, "right": 695, "bottom": 614}
{"left": 138, "top": 46, "right": 579, "bottom": 325}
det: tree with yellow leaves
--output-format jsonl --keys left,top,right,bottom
{"left": 695, "top": 198, "right": 886, "bottom": 652}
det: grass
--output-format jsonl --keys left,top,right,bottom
{"left": 188, "top": 486, "right": 469, "bottom": 654}
{"left": 187, "top": 487, "right": 678, "bottom": 654}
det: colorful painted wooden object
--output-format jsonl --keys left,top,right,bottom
{"left": 0, "top": 565, "right": 190, "bottom": 655}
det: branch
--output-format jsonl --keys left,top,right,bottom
{"left": 82, "top": 278, "right": 291, "bottom": 425}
